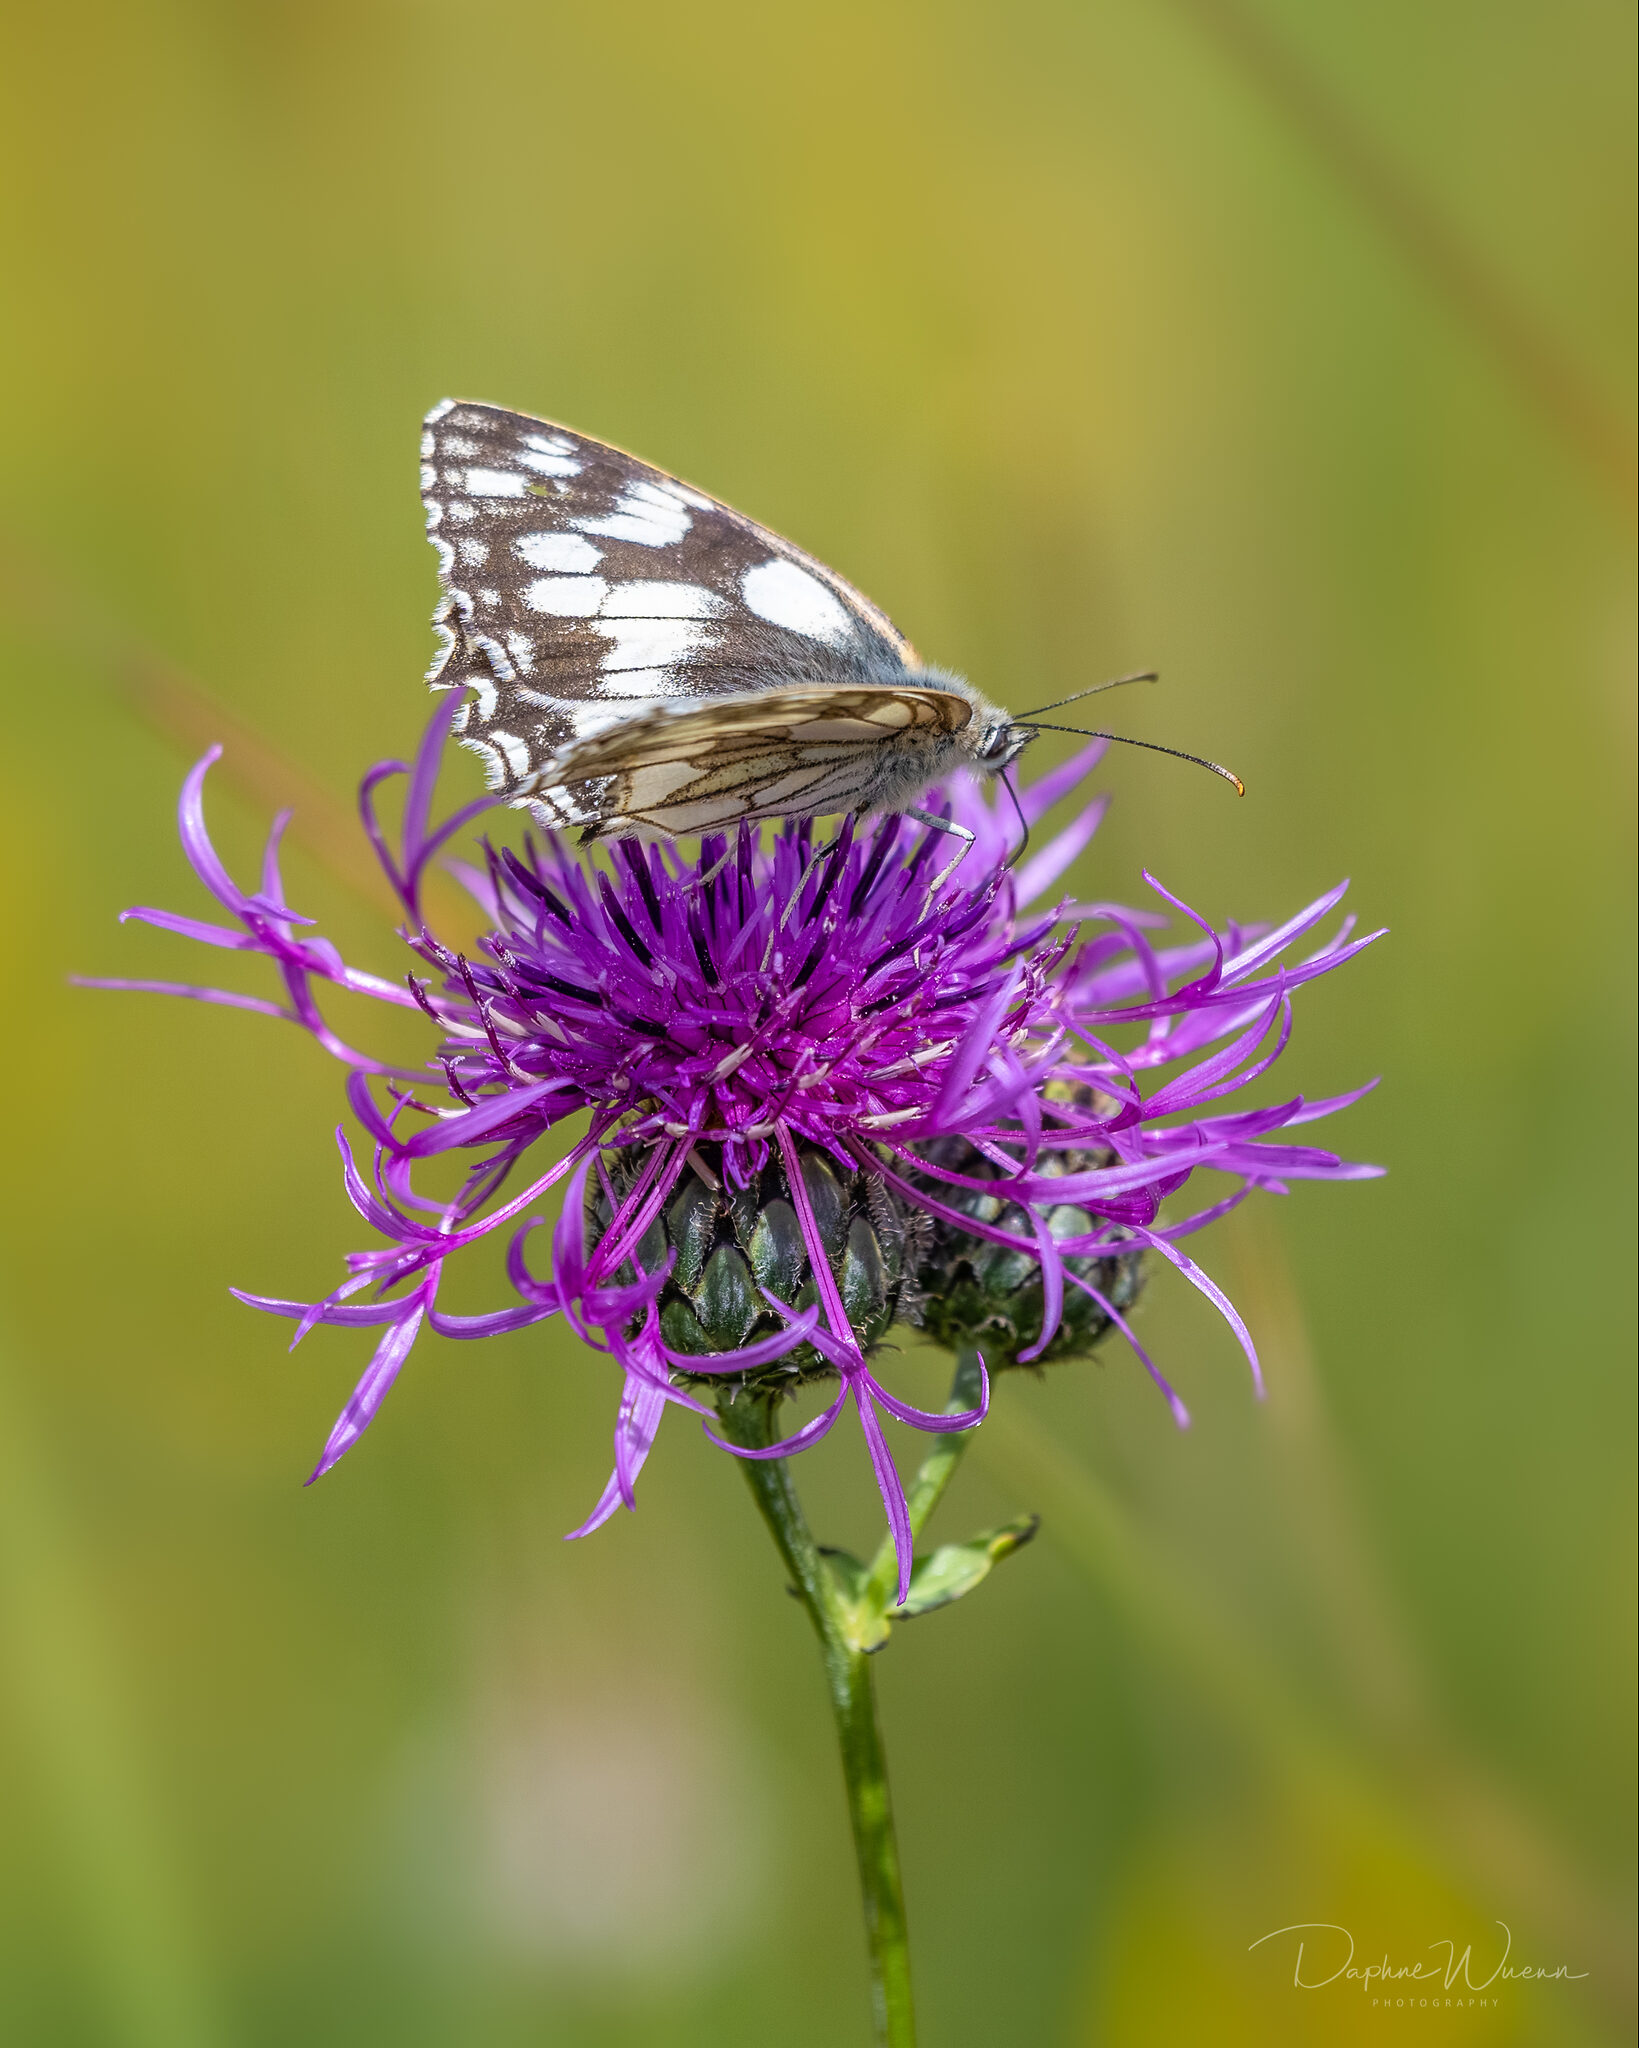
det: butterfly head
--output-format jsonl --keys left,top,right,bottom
{"left": 974, "top": 717, "right": 1035, "bottom": 776}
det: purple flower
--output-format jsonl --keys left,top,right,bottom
{"left": 88, "top": 703, "right": 1382, "bottom": 1597}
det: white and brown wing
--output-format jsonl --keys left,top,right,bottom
{"left": 420, "top": 399, "right": 931, "bottom": 819}
{"left": 533, "top": 685, "right": 977, "bottom": 836}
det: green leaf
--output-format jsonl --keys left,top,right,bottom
{"left": 819, "top": 1549, "right": 894, "bottom": 1652}
{"left": 817, "top": 1545, "right": 869, "bottom": 1604}
{"left": 889, "top": 1513, "right": 1040, "bottom": 1620}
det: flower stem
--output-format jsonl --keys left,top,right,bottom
{"left": 714, "top": 1385, "right": 917, "bottom": 2048}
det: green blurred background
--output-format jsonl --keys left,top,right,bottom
{"left": 0, "top": 2, "right": 1632, "bottom": 2043}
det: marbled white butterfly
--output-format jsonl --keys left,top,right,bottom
{"left": 420, "top": 398, "right": 1039, "bottom": 841}
{"left": 420, "top": 400, "right": 1240, "bottom": 841}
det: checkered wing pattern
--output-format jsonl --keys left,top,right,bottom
{"left": 420, "top": 399, "right": 956, "bottom": 825}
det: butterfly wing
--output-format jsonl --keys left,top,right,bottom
{"left": 420, "top": 399, "right": 930, "bottom": 820}
{"left": 534, "top": 684, "right": 977, "bottom": 836}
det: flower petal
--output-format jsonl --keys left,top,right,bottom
{"left": 305, "top": 1300, "right": 427, "bottom": 1482}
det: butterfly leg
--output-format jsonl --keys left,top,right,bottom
{"left": 689, "top": 845, "right": 738, "bottom": 893}
{"left": 903, "top": 807, "right": 976, "bottom": 893}
{"left": 775, "top": 831, "right": 850, "bottom": 934}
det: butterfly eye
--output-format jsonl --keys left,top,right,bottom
{"left": 980, "top": 724, "right": 1029, "bottom": 768}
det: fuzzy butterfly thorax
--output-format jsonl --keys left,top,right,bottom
{"left": 420, "top": 399, "right": 1025, "bottom": 839}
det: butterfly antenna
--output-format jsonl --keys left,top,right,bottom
{"left": 1022, "top": 724, "right": 1245, "bottom": 795}
{"left": 999, "top": 767, "right": 1031, "bottom": 869}
{"left": 1014, "top": 670, "right": 1158, "bottom": 720}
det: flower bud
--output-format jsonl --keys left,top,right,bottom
{"left": 587, "top": 1141, "right": 927, "bottom": 1393}
{"left": 909, "top": 1137, "right": 1144, "bottom": 1369}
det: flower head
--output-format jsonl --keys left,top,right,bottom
{"left": 90, "top": 703, "right": 1382, "bottom": 1596}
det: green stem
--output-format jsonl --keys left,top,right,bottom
{"left": 714, "top": 1387, "right": 917, "bottom": 2048}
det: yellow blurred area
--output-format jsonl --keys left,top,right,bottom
{"left": 0, "top": 2, "right": 1632, "bottom": 2044}
{"left": 1093, "top": 1801, "right": 1534, "bottom": 2047}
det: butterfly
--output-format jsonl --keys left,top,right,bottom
{"left": 419, "top": 398, "right": 1033, "bottom": 841}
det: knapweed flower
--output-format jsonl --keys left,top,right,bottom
{"left": 91, "top": 704, "right": 1381, "bottom": 1594}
